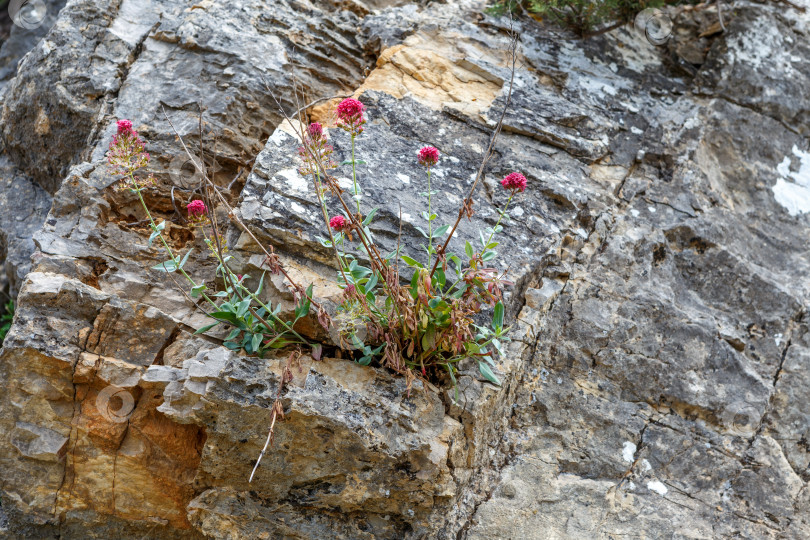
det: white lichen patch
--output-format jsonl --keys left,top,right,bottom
{"left": 773, "top": 145, "right": 810, "bottom": 216}
{"left": 622, "top": 441, "right": 637, "bottom": 463}
{"left": 397, "top": 173, "right": 410, "bottom": 185}
{"left": 276, "top": 168, "right": 308, "bottom": 192}
{"left": 647, "top": 480, "right": 668, "bottom": 496}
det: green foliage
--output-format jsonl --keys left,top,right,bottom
{"left": 486, "top": 0, "right": 668, "bottom": 36}
{"left": 308, "top": 132, "right": 520, "bottom": 396}
{"left": 0, "top": 300, "right": 13, "bottom": 345}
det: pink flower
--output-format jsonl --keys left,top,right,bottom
{"left": 417, "top": 146, "right": 440, "bottom": 167}
{"left": 336, "top": 98, "right": 366, "bottom": 136}
{"left": 298, "top": 122, "right": 337, "bottom": 176}
{"left": 329, "top": 215, "right": 349, "bottom": 231}
{"left": 308, "top": 122, "right": 324, "bottom": 139}
{"left": 337, "top": 98, "right": 364, "bottom": 120}
{"left": 117, "top": 119, "right": 133, "bottom": 134}
{"left": 187, "top": 200, "right": 207, "bottom": 219}
{"left": 500, "top": 172, "right": 527, "bottom": 193}
{"left": 107, "top": 120, "right": 150, "bottom": 182}
{"left": 329, "top": 215, "right": 347, "bottom": 230}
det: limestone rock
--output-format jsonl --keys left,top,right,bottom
{"left": 2, "top": 0, "right": 810, "bottom": 538}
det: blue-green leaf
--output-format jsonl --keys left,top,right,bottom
{"left": 401, "top": 255, "right": 423, "bottom": 268}
{"left": 362, "top": 208, "right": 379, "bottom": 225}
{"left": 177, "top": 249, "right": 193, "bottom": 270}
{"left": 191, "top": 284, "right": 207, "bottom": 298}
{"left": 152, "top": 260, "right": 177, "bottom": 272}
{"left": 492, "top": 301, "right": 504, "bottom": 332}
{"left": 465, "top": 241, "right": 474, "bottom": 259}
{"left": 478, "top": 360, "right": 501, "bottom": 385}
{"left": 433, "top": 224, "right": 450, "bottom": 238}
{"left": 194, "top": 322, "right": 218, "bottom": 335}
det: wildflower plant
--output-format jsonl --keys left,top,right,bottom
{"left": 298, "top": 90, "right": 525, "bottom": 392}
{"left": 106, "top": 119, "right": 319, "bottom": 358}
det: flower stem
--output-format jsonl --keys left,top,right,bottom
{"left": 427, "top": 167, "right": 433, "bottom": 269}
{"left": 130, "top": 174, "right": 218, "bottom": 309}
{"left": 351, "top": 134, "right": 360, "bottom": 214}
{"left": 448, "top": 193, "right": 514, "bottom": 293}
{"left": 483, "top": 193, "right": 514, "bottom": 250}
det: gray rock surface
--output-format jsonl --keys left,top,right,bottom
{"left": 2, "top": 0, "right": 810, "bottom": 538}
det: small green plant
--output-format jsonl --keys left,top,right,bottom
{"left": 487, "top": 0, "right": 668, "bottom": 36}
{"left": 295, "top": 91, "right": 526, "bottom": 394}
{"left": 106, "top": 120, "right": 322, "bottom": 359}
{"left": 0, "top": 300, "right": 13, "bottom": 344}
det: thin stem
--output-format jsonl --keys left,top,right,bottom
{"left": 351, "top": 134, "right": 360, "bottom": 213}
{"left": 429, "top": 28, "right": 519, "bottom": 278}
{"left": 483, "top": 193, "right": 514, "bottom": 250}
{"left": 448, "top": 193, "right": 514, "bottom": 292}
{"left": 426, "top": 167, "right": 433, "bottom": 269}
{"left": 130, "top": 174, "right": 218, "bottom": 310}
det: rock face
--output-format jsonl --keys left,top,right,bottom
{"left": 2, "top": 0, "right": 810, "bottom": 538}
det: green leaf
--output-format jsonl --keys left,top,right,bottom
{"left": 433, "top": 224, "right": 450, "bottom": 238}
{"left": 445, "top": 363, "right": 459, "bottom": 403}
{"left": 177, "top": 249, "right": 193, "bottom": 270}
{"left": 492, "top": 301, "right": 504, "bottom": 332}
{"left": 401, "top": 255, "right": 424, "bottom": 268}
{"left": 450, "top": 255, "right": 462, "bottom": 275}
{"left": 194, "top": 322, "right": 218, "bottom": 335}
{"left": 236, "top": 298, "right": 251, "bottom": 319}
{"left": 362, "top": 208, "right": 379, "bottom": 225}
{"left": 451, "top": 284, "right": 468, "bottom": 298}
{"left": 494, "top": 225, "right": 503, "bottom": 233}
{"left": 255, "top": 272, "right": 266, "bottom": 296}
{"left": 465, "top": 241, "right": 474, "bottom": 259}
{"left": 251, "top": 333, "right": 262, "bottom": 353}
{"left": 478, "top": 361, "right": 501, "bottom": 385}
{"left": 152, "top": 260, "right": 177, "bottom": 272}
{"left": 482, "top": 251, "right": 497, "bottom": 261}
{"left": 212, "top": 311, "right": 241, "bottom": 327}
{"left": 415, "top": 226, "right": 429, "bottom": 239}
{"left": 317, "top": 236, "right": 333, "bottom": 248}
{"left": 357, "top": 355, "right": 373, "bottom": 366}
{"left": 225, "top": 328, "right": 241, "bottom": 341}
{"left": 434, "top": 268, "right": 446, "bottom": 289}
{"left": 223, "top": 341, "right": 241, "bottom": 351}
{"left": 148, "top": 221, "right": 166, "bottom": 247}
{"left": 486, "top": 242, "right": 499, "bottom": 249}
{"left": 351, "top": 333, "right": 365, "bottom": 350}
{"left": 191, "top": 284, "right": 207, "bottom": 298}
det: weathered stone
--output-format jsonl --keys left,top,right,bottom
{"left": 3, "top": 0, "right": 810, "bottom": 538}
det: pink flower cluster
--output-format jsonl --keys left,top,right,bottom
{"left": 336, "top": 98, "right": 366, "bottom": 136}
{"left": 298, "top": 122, "right": 337, "bottom": 176}
{"left": 500, "top": 172, "right": 527, "bottom": 193}
{"left": 417, "top": 146, "right": 440, "bottom": 167}
{"left": 107, "top": 118, "right": 152, "bottom": 186}
{"left": 329, "top": 215, "right": 349, "bottom": 232}
{"left": 187, "top": 199, "right": 207, "bottom": 221}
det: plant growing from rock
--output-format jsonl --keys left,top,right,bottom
{"left": 290, "top": 31, "right": 523, "bottom": 393}
{"left": 106, "top": 120, "right": 319, "bottom": 357}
